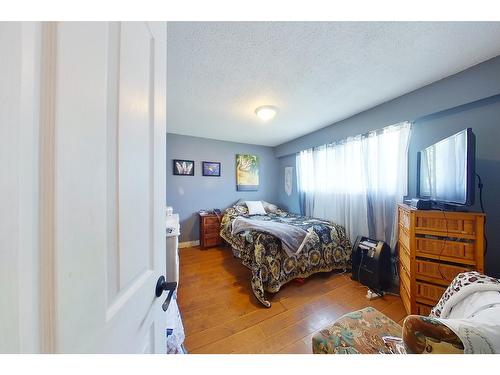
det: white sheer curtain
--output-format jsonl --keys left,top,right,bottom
{"left": 296, "top": 122, "right": 411, "bottom": 249}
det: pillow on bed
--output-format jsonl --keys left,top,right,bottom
{"left": 234, "top": 199, "right": 246, "bottom": 206}
{"left": 262, "top": 201, "right": 279, "bottom": 213}
{"left": 245, "top": 200, "right": 267, "bottom": 215}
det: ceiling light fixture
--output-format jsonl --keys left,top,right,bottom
{"left": 255, "top": 105, "right": 278, "bottom": 122}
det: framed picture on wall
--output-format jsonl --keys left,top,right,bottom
{"left": 202, "top": 161, "right": 221, "bottom": 176}
{"left": 173, "top": 159, "right": 194, "bottom": 176}
{"left": 236, "top": 154, "right": 259, "bottom": 191}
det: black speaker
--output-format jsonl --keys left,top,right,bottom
{"left": 351, "top": 236, "right": 391, "bottom": 293}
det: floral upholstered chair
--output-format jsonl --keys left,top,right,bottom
{"left": 312, "top": 272, "right": 500, "bottom": 354}
{"left": 311, "top": 306, "right": 463, "bottom": 354}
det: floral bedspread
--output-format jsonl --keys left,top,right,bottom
{"left": 220, "top": 204, "right": 352, "bottom": 307}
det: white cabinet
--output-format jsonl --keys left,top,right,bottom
{"left": 166, "top": 213, "right": 180, "bottom": 285}
{"left": 165, "top": 211, "right": 184, "bottom": 353}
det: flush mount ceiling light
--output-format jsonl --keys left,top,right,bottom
{"left": 255, "top": 105, "right": 278, "bottom": 122}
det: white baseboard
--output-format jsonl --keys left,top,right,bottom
{"left": 178, "top": 240, "right": 200, "bottom": 249}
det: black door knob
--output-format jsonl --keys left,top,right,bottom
{"left": 155, "top": 276, "right": 177, "bottom": 311}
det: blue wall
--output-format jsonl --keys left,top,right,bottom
{"left": 277, "top": 154, "right": 301, "bottom": 214}
{"left": 166, "top": 134, "right": 279, "bottom": 242}
{"left": 275, "top": 56, "right": 500, "bottom": 277}
{"left": 408, "top": 95, "right": 500, "bottom": 203}
{"left": 275, "top": 56, "right": 500, "bottom": 158}
{"left": 409, "top": 95, "right": 500, "bottom": 275}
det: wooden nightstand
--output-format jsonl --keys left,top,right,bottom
{"left": 199, "top": 212, "right": 222, "bottom": 249}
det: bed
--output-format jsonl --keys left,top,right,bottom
{"left": 220, "top": 202, "right": 352, "bottom": 307}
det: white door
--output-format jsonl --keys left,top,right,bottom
{"left": 0, "top": 21, "right": 42, "bottom": 354}
{"left": 40, "top": 21, "right": 167, "bottom": 353}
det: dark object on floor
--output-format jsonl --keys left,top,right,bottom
{"left": 351, "top": 235, "right": 391, "bottom": 294}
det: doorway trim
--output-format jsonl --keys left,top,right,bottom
{"left": 39, "top": 21, "right": 57, "bottom": 354}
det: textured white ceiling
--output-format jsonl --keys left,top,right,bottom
{"left": 167, "top": 22, "right": 500, "bottom": 147}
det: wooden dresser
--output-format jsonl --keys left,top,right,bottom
{"left": 397, "top": 203, "right": 485, "bottom": 315}
{"left": 199, "top": 212, "right": 222, "bottom": 249}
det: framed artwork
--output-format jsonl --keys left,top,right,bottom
{"left": 202, "top": 161, "right": 221, "bottom": 177}
{"left": 173, "top": 159, "right": 194, "bottom": 176}
{"left": 236, "top": 154, "right": 259, "bottom": 191}
{"left": 285, "top": 166, "right": 293, "bottom": 196}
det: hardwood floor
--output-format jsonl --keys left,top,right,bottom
{"left": 177, "top": 245, "right": 407, "bottom": 354}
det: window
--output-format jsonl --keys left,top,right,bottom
{"left": 297, "top": 122, "right": 411, "bottom": 248}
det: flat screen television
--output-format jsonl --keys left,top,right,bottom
{"left": 417, "top": 128, "right": 475, "bottom": 206}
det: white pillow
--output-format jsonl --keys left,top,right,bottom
{"left": 245, "top": 201, "right": 267, "bottom": 215}
{"left": 262, "top": 201, "right": 279, "bottom": 213}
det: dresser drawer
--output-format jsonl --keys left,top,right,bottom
{"left": 400, "top": 278, "right": 411, "bottom": 315}
{"left": 202, "top": 223, "right": 220, "bottom": 235}
{"left": 202, "top": 216, "right": 220, "bottom": 226}
{"left": 399, "top": 225, "right": 410, "bottom": 250}
{"left": 203, "top": 231, "right": 220, "bottom": 241}
{"left": 415, "top": 214, "right": 477, "bottom": 236}
{"left": 416, "top": 237, "right": 475, "bottom": 263}
{"left": 399, "top": 207, "right": 410, "bottom": 229}
{"left": 399, "top": 261, "right": 411, "bottom": 297}
{"left": 416, "top": 281, "right": 446, "bottom": 305}
{"left": 399, "top": 243, "right": 411, "bottom": 273}
{"left": 416, "top": 303, "right": 433, "bottom": 316}
{"left": 416, "top": 259, "right": 471, "bottom": 285}
{"left": 203, "top": 236, "right": 221, "bottom": 248}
